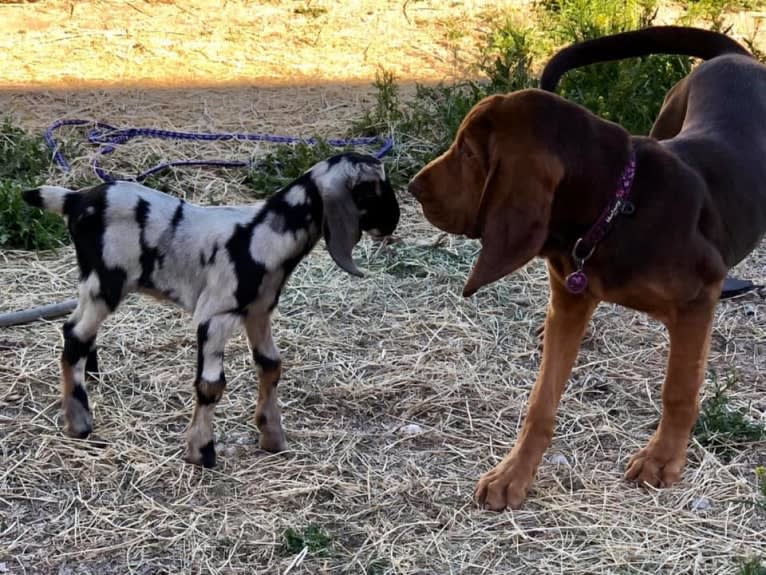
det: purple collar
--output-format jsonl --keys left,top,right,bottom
{"left": 565, "top": 149, "right": 637, "bottom": 294}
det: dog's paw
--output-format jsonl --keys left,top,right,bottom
{"left": 474, "top": 459, "right": 534, "bottom": 511}
{"left": 625, "top": 444, "right": 686, "bottom": 488}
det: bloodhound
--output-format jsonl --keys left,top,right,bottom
{"left": 408, "top": 27, "right": 766, "bottom": 510}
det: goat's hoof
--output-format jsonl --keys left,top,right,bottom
{"left": 184, "top": 440, "right": 217, "bottom": 468}
{"left": 63, "top": 404, "right": 93, "bottom": 439}
{"left": 64, "top": 424, "right": 93, "bottom": 439}
{"left": 259, "top": 430, "right": 287, "bottom": 453}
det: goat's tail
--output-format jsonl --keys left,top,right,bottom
{"left": 540, "top": 26, "right": 752, "bottom": 93}
{"left": 22, "top": 186, "right": 80, "bottom": 217}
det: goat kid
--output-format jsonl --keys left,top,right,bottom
{"left": 23, "top": 152, "right": 399, "bottom": 467}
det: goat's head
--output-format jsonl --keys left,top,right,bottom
{"left": 311, "top": 152, "right": 400, "bottom": 276}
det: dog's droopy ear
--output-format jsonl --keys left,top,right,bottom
{"left": 323, "top": 192, "right": 364, "bottom": 277}
{"left": 463, "top": 154, "right": 563, "bottom": 297}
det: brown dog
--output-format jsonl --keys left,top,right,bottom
{"left": 408, "top": 27, "right": 766, "bottom": 510}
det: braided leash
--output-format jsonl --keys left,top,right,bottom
{"left": 44, "top": 119, "right": 394, "bottom": 182}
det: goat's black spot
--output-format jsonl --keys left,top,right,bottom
{"left": 353, "top": 178, "right": 399, "bottom": 236}
{"left": 171, "top": 201, "right": 185, "bottom": 230}
{"left": 135, "top": 198, "right": 150, "bottom": 228}
{"left": 270, "top": 176, "right": 323, "bottom": 234}
{"left": 226, "top": 219, "right": 267, "bottom": 311}
{"left": 97, "top": 269, "right": 127, "bottom": 311}
{"left": 136, "top": 198, "right": 164, "bottom": 289}
{"left": 196, "top": 322, "right": 209, "bottom": 381}
{"left": 63, "top": 333, "right": 95, "bottom": 366}
{"left": 72, "top": 384, "right": 90, "bottom": 411}
{"left": 253, "top": 350, "right": 280, "bottom": 372}
{"left": 85, "top": 347, "right": 99, "bottom": 378}
{"left": 68, "top": 183, "right": 127, "bottom": 310}
{"left": 22, "top": 188, "right": 43, "bottom": 208}
{"left": 199, "top": 440, "right": 216, "bottom": 468}
{"left": 256, "top": 413, "right": 267, "bottom": 427}
{"left": 194, "top": 376, "right": 225, "bottom": 405}
{"left": 199, "top": 244, "right": 219, "bottom": 267}
{"left": 62, "top": 192, "right": 81, "bottom": 217}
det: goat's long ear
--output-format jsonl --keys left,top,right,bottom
{"left": 323, "top": 191, "right": 364, "bottom": 277}
{"left": 462, "top": 153, "right": 563, "bottom": 297}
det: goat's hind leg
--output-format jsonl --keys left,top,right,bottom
{"left": 185, "top": 313, "right": 239, "bottom": 468}
{"left": 244, "top": 312, "right": 286, "bottom": 453}
{"left": 60, "top": 286, "right": 111, "bottom": 438}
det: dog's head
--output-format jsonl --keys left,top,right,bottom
{"left": 313, "top": 152, "right": 400, "bottom": 276}
{"left": 408, "top": 91, "right": 565, "bottom": 296}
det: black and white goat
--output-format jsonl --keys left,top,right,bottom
{"left": 23, "top": 152, "right": 400, "bottom": 467}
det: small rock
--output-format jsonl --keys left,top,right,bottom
{"left": 691, "top": 496, "right": 712, "bottom": 512}
{"left": 399, "top": 423, "right": 424, "bottom": 436}
{"left": 549, "top": 453, "right": 570, "bottom": 466}
{"left": 0, "top": 562, "right": 8, "bottom": 573}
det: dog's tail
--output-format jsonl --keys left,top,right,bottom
{"left": 540, "top": 26, "right": 752, "bottom": 92}
{"left": 22, "top": 186, "right": 81, "bottom": 217}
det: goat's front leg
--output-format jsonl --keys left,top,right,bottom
{"left": 244, "top": 312, "right": 287, "bottom": 452}
{"left": 60, "top": 289, "right": 111, "bottom": 439}
{"left": 185, "top": 313, "right": 238, "bottom": 468}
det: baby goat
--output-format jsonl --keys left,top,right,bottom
{"left": 23, "top": 152, "right": 399, "bottom": 467}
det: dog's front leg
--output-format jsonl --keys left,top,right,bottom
{"left": 625, "top": 282, "right": 720, "bottom": 488}
{"left": 475, "top": 269, "right": 598, "bottom": 510}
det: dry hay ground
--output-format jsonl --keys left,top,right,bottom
{"left": 1, "top": 1, "right": 766, "bottom": 574}
{"left": 0, "top": 89, "right": 764, "bottom": 575}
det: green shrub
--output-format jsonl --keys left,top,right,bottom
{"left": 351, "top": 0, "right": 715, "bottom": 184}
{"left": 0, "top": 119, "right": 67, "bottom": 250}
{"left": 693, "top": 374, "right": 766, "bottom": 461}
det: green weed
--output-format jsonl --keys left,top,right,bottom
{"left": 0, "top": 118, "right": 68, "bottom": 250}
{"left": 737, "top": 557, "right": 766, "bottom": 575}
{"left": 351, "top": 0, "right": 713, "bottom": 186}
{"left": 282, "top": 523, "right": 332, "bottom": 555}
{"left": 756, "top": 466, "right": 766, "bottom": 498}
{"left": 693, "top": 374, "right": 765, "bottom": 461}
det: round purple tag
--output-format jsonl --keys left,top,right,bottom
{"left": 565, "top": 270, "right": 588, "bottom": 294}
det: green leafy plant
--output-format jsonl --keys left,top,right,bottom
{"left": 694, "top": 374, "right": 765, "bottom": 461}
{"left": 756, "top": 466, "right": 766, "bottom": 498}
{"left": 282, "top": 523, "right": 332, "bottom": 555}
{"left": 0, "top": 118, "right": 68, "bottom": 250}
{"left": 737, "top": 557, "right": 766, "bottom": 575}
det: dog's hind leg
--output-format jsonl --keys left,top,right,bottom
{"left": 625, "top": 281, "right": 721, "bottom": 488}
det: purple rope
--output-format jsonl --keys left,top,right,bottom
{"left": 44, "top": 120, "right": 394, "bottom": 182}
